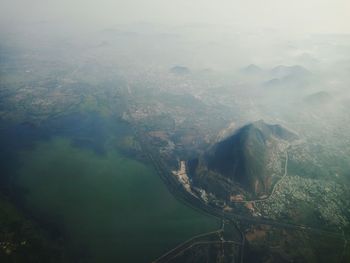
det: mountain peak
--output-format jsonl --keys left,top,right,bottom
{"left": 170, "top": 66, "right": 190, "bottom": 75}
{"left": 270, "top": 65, "right": 310, "bottom": 78}
{"left": 241, "top": 64, "right": 263, "bottom": 74}
{"left": 189, "top": 121, "right": 297, "bottom": 198}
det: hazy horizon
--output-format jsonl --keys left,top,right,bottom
{"left": 1, "top": 0, "right": 350, "bottom": 35}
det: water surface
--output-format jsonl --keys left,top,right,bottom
{"left": 14, "top": 133, "right": 218, "bottom": 262}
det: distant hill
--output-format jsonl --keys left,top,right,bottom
{"left": 270, "top": 65, "right": 310, "bottom": 78}
{"left": 262, "top": 78, "right": 281, "bottom": 87}
{"left": 263, "top": 65, "right": 311, "bottom": 89}
{"left": 241, "top": 64, "right": 263, "bottom": 74}
{"left": 188, "top": 121, "right": 297, "bottom": 198}
{"left": 170, "top": 66, "right": 190, "bottom": 75}
{"left": 303, "top": 91, "right": 332, "bottom": 105}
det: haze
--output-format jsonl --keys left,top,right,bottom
{"left": 1, "top": 0, "right": 350, "bottom": 262}
{"left": 1, "top": 0, "right": 350, "bottom": 34}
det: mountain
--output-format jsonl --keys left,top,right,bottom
{"left": 270, "top": 65, "right": 310, "bottom": 79}
{"left": 303, "top": 91, "right": 332, "bottom": 105}
{"left": 170, "top": 66, "right": 190, "bottom": 75}
{"left": 188, "top": 121, "right": 297, "bottom": 199}
{"left": 263, "top": 65, "right": 311, "bottom": 89}
{"left": 241, "top": 64, "right": 263, "bottom": 74}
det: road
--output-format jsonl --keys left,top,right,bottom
{"left": 153, "top": 219, "right": 243, "bottom": 263}
{"left": 136, "top": 131, "right": 348, "bottom": 262}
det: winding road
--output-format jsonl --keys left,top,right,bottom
{"left": 137, "top": 132, "right": 348, "bottom": 262}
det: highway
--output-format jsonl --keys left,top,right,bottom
{"left": 152, "top": 219, "right": 243, "bottom": 263}
{"left": 136, "top": 131, "right": 348, "bottom": 262}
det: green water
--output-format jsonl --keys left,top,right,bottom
{"left": 16, "top": 137, "right": 219, "bottom": 262}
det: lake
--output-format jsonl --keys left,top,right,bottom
{"left": 1, "top": 113, "right": 219, "bottom": 262}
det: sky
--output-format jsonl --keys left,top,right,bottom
{"left": 0, "top": 0, "right": 349, "bottom": 34}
